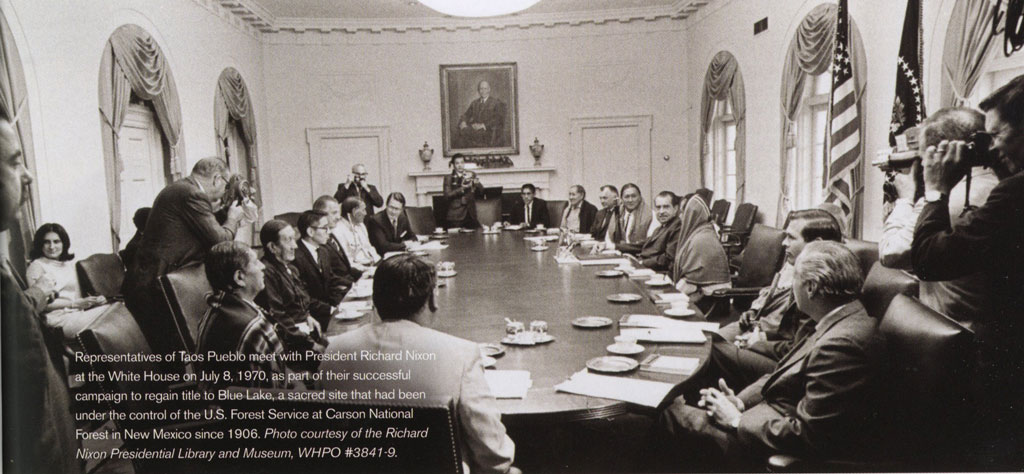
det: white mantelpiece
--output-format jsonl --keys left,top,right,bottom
{"left": 408, "top": 166, "right": 557, "bottom": 206}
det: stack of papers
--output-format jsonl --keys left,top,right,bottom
{"left": 640, "top": 354, "right": 701, "bottom": 376}
{"left": 484, "top": 370, "right": 532, "bottom": 399}
{"left": 620, "top": 327, "right": 707, "bottom": 343}
{"left": 626, "top": 268, "right": 656, "bottom": 279}
{"left": 554, "top": 370, "right": 675, "bottom": 407}
{"left": 578, "top": 258, "right": 631, "bottom": 267}
{"left": 525, "top": 235, "right": 560, "bottom": 243}
{"left": 619, "top": 314, "right": 719, "bottom": 332}
{"left": 653, "top": 292, "right": 690, "bottom": 305}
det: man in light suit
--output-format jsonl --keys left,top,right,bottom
{"left": 124, "top": 157, "right": 253, "bottom": 353}
{"left": 508, "top": 183, "right": 548, "bottom": 229}
{"left": 561, "top": 185, "right": 598, "bottom": 233}
{"left": 319, "top": 254, "right": 518, "bottom": 474}
{"left": 367, "top": 192, "right": 415, "bottom": 254}
{"left": 334, "top": 163, "right": 384, "bottom": 217}
{"left": 654, "top": 241, "right": 884, "bottom": 470}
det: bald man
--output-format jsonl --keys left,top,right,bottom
{"left": 334, "top": 163, "right": 384, "bottom": 217}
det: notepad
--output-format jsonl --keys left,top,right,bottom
{"left": 640, "top": 354, "right": 701, "bottom": 376}
{"left": 620, "top": 327, "right": 707, "bottom": 343}
{"left": 484, "top": 370, "right": 532, "bottom": 399}
{"left": 554, "top": 370, "right": 675, "bottom": 408}
{"left": 578, "top": 258, "right": 631, "bottom": 266}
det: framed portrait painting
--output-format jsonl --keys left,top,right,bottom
{"left": 440, "top": 62, "right": 519, "bottom": 157}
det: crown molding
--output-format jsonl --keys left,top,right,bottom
{"left": 214, "top": 0, "right": 712, "bottom": 35}
{"left": 191, "top": 0, "right": 264, "bottom": 38}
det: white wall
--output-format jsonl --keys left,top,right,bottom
{"left": 683, "top": 0, "right": 1002, "bottom": 240}
{"left": 260, "top": 22, "right": 691, "bottom": 217}
{"left": 2, "top": 0, "right": 266, "bottom": 254}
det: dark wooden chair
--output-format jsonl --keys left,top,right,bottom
{"left": 158, "top": 262, "right": 211, "bottom": 354}
{"left": 546, "top": 200, "right": 568, "bottom": 228}
{"left": 432, "top": 195, "right": 450, "bottom": 229}
{"left": 768, "top": 295, "right": 975, "bottom": 472}
{"left": 76, "top": 253, "right": 124, "bottom": 298}
{"left": 406, "top": 206, "right": 437, "bottom": 235}
{"left": 707, "top": 224, "right": 786, "bottom": 314}
{"left": 694, "top": 188, "right": 714, "bottom": 206}
{"left": 475, "top": 199, "right": 502, "bottom": 227}
{"left": 720, "top": 202, "right": 758, "bottom": 253}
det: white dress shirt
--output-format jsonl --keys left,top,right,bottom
{"left": 332, "top": 218, "right": 380, "bottom": 267}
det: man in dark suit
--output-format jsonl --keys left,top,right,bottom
{"left": 256, "top": 220, "right": 328, "bottom": 357}
{"left": 508, "top": 183, "right": 549, "bottom": 229}
{"left": 655, "top": 241, "right": 884, "bottom": 470}
{"left": 912, "top": 74, "right": 1024, "bottom": 467}
{"left": 590, "top": 184, "right": 619, "bottom": 240}
{"left": 313, "top": 195, "right": 362, "bottom": 282}
{"left": 334, "top": 163, "right": 384, "bottom": 216}
{"left": 560, "top": 185, "right": 598, "bottom": 233}
{"left": 456, "top": 80, "right": 508, "bottom": 148}
{"left": 123, "top": 157, "right": 253, "bottom": 352}
{"left": 617, "top": 191, "right": 681, "bottom": 272}
{"left": 0, "top": 112, "right": 81, "bottom": 473}
{"left": 291, "top": 210, "right": 348, "bottom": 328}
{"left": 367, "top": 192, "right": 415, "bottom": 254}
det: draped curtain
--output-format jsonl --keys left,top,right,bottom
{"left": 214, "top": 67, "right": 259, "bottom": 203}
{"left": 99, "top": 24, "right": 184, "bottom": 249}
{"left": 699, "top": 50, "right": 746, "bottom": 203}
{"left": 941, "top": 0, "right": 998, "bottom": 106}
{"left": 777, "top": 3, "right": 867, "bottom": 227}
{"left": 1, "top": 11, "right": 37, "bottom": 276}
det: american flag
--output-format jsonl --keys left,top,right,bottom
{"left": 826, "top": 0, "right": 861, "bottom": 226}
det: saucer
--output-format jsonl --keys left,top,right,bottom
{"left": 607, "top": 293, "right": 642, "bottom": 303}
{"left": 571, "top": 316, "right": 614, "bottom": 329}
{"left": 461, "top": 228, "right": 477, "bottom": 233}
{"left": 606, "top": 343, "right": 645, "bottom": 355}
{"left": 481, "top": 356, "right": 497, "bottom": 368}
{"left": 664, "top": 307, "right": 697, "bottom": 317}
{"left": 437, "top": 270, "right": 457, "bottom": 278}
{"left": 501, "top": 332, "right": 555, "bottom": 346}
{"left": 588, "top": 355, "right": 640, "bottom": 372}
{"left": 530, "top": 245, "right": 549, "bottom": 251}
{"left": 596, "top": 269, "right": 624, "bottom": 278}
{"left": 645, "top": 278, "right": 672, "bottom": 287}
{"left": 479, "top": 342, "right": 505, "bottom": 358}
{"left": 504, "top": 224, "right": 524, "bottom": 231}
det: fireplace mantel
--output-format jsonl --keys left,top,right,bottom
{"left": 408, "top": 166, "right": 557, "bottom": 205}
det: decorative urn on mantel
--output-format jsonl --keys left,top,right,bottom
{"left": 529, "top": 137, "right": 544, "bottom": 167}
{"left": 418, "top": 142, "right": 434, "bottom": 170}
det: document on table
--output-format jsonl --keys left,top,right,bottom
{"left": 525, "top": 235, "right": 560, "bottom": 243}
{"left": 409, "top": 240, "right": 449, "bottom": 251}
{"left": 620, "top": 327, "right": 707, "bottom": 343}
{"left": 578, "top": 258, "right": 631, "bottom": 266}
{"left": 554, "top": 254, "right": 579, "bottom": 264}
{"left": 619, "top": 314, "right": 719, "bottom": 332}
{"left": 484, "top": 370, "right": 532, "bottom": 399}
{"left": 653, "top": 292, "right": 690, "bottom": 305}
{"left": 554, "top": 370, "right": 675, "bottom": 408}
{"left": 640, "top": 354, "right": 701, "bottom": 376}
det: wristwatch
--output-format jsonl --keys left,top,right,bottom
{"left": 729, "top": 416, "right": 741, "bottom": 431}
{"left": 924, "top": 190, "right": 947, "bottom": 203}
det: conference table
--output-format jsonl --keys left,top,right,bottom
{"left": 326, "top": 230, "right": 712, "bottom": 423}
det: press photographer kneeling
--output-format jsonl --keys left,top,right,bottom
{"left": 910, "top": 73, "right": 1024, "bottom": 468}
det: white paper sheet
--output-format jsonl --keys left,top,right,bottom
{"left": 619, "top": 315, "right": 719, "bottom": 332}
{"left": 484, "top": 370, "right": 532, "bottom": 399}
{"left": 409, "top": 240, "right": 449, "bottom": 251}
{"left": 525, "top": 235, "right": 560, "bottom": 243}
{"left": 642, "top": 355, "right": 700, "bottom": 375}
{"left": 578, "top": 258, "right": 631, "bottom": 266}
{"left": 620, "top": 327, "right": 707, "bottom": 343}
{"left": 653, "top": 292, "right": 690, "bottom": 304}
{"left": 554, "top": 370, "right": 675, "bottom": 408}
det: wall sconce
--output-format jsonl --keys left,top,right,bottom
{"left": 529, "top": 137, "right": 544, "bottom": 167}
{"left": 419, "top": 141, "right": 434, "bottom": 170}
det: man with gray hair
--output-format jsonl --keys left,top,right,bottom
{"left": 560, "top": 184, "right": 598, "bottom": 233}
{"left": 124, "top": 156, "right": 255, "bottom": 352}
{"left": 656, "top": 241, "right": 883, "bottom": 470}
{"left": 334, "top": 163, "right": 384, "bottom": 216}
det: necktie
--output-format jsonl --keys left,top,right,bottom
{"left": 624, "top": 212, "right": 634, "bottom": 243}
{"left": 330, "top": 237, "right": 341, "bottom": 254}
{"left": 526, "top": 204, "right": 531, "bottom": 225}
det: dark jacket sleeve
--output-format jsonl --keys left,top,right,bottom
{"left": 579, "top": 201, "right": 598, "bottom": 233}
{"left": 641, "top": 222, "right": 681, "bottom": 271}
{"left": 443, "top": 174, "right": 464, "bottom": 199}
{"left": 367, "top": 215, "right": 406, "bottom": 254}
{"left": 534, "top": 199, "right": 550, "bottom": 228}
{"left": 912, "top": 174, "right": 1024, "bottom": 281}
{"left": 255, "top": 265, "right": 307, "bottom": 331}
{"left": 184, "top": 188, "right": 237, "bottom": 246}
{"left": 366, "top": 185, "right": 384, "bottom": 209}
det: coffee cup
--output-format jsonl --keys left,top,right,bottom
{"left": 434, "top": 227, "right": 444, "bottom": 234}
{"left": 670, "top": 298, "right": 689, "bottom": 310}
{"left": 613, "top": 335, "right": 637, "bottom": 347}
{"left": 536, "top": 224, "right": 546, "bottom": 231}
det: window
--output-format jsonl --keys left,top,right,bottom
{"left": 967, "top": 51, "right": 1024, "bottom": 106}
{"left": 785, "top": 72, "right": 831, "bottom": 211}
{"left": 703, "top": 97, "right": 738, "bottom": 211}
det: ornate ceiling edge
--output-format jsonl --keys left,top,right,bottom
{"left": 215, "top": 0, "right": 711, "bottom": 35}
{"left": 192, "top": 0, "right": 264, "bottom": 39}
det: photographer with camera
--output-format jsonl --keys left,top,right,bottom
{"left": 334, "top": 163, "right": 384, "bottom": 217}
{"left": 912, "top": 74, "right": 1024, "bottom": 468}
{"left": 877, "top": 107, "right": 998, "bottom": 329}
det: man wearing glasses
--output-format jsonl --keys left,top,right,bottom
{"left": 292, "top": 210, "right": 348, "bottom": 328}
{"left": 334, "top": 163, "right": 384, "bottom": 217}
{"left": 124, "top": 157, "right": 254, "bottom": 352}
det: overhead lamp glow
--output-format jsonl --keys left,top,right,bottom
{"left": 417, "top": 0, "right": 542, "bottom": 17}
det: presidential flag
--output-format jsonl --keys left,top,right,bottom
{"left": 889, "top": 0, "right": 926, "bottom": 146}
{"left": 826, "top": 0, "right": 862, "bottom": 228}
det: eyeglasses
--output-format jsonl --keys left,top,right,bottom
{"left": 311, "top": 225, "right": 330, "bottom": 231}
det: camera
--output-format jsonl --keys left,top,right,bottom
{"left": 874, "top": 126, "right": 997, "bottom": 170}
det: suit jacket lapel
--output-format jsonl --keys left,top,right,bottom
{"left": 760, "top": 301, "right": 861, "bottom": 394}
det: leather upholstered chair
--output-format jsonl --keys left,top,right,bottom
{"left": 475, "top": 199, "right": 502, "bottom": 227}
{"left": 844, "top": 238, "right": 879, "bottom": 277}
{"left": 861, "top": 262, "right": 919, "bottom": 319}
{"left": 546, "top": 200, "right": 568, "bottom": 229}
{"left": 706, "top": 224, "right": 786, "bottom": 314}
{"left": 709, "top": 199, "right": 731, "bottom": 228}
{"left": 158, "top": 262, "right": 212, "bottom": 353}
{"left": 720, "top": 202, "right": 758, "bottom": 251}
{"left": 405, "top": 206, "right": 437, "bottom": 235}
{"left": 76, "top": 253, "right": 125, "bottom": 298}
{"left": 272, "top": 212, "right": 301, "bottom": 227}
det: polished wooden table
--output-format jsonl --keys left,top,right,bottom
{"left": 327, "top": 231, "right": 711, "bottom": 423}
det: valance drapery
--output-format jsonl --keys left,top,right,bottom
{"left": 699, "top": 50, "right": 746, "bottom": 203}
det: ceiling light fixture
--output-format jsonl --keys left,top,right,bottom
{"left": 416, "top": 0, "right": 542, "bottom": 17}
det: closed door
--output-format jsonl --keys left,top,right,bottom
{"left": 571, "top": 116, "right": 653, "bottom": 199}
{"left": 307, "top": 127, "right": 390, "bottom": 203}
{"left": 118, "top": 104, "right": 167, "bottom": 245}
